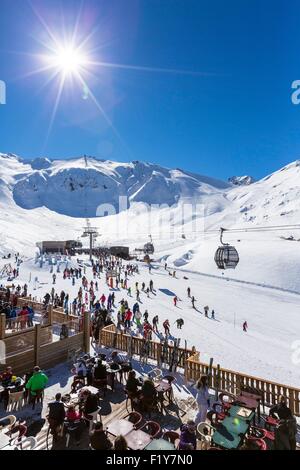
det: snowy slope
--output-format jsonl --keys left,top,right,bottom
{"left": 1, "top": 153, "right": 300, "bottom": 292}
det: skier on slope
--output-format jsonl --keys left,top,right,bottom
{"left": 163, "top": 319, "right": 170, "bottom": 336}
{"left": 243, "top": 321, "right": 248, "bottom": 332}
{"left": 152, "top": 315, "right": 159, "bottom": 333}
{"left": 204, "top": 306, "right": 209, "bottom": 317}
{"left": 187, "top": 287, "right": 191, "bottom": 298}
{"left": 175, "top": 318, "right": 184, "bottom": 329}
{"left": 173, "top": 296, "right": 178, "bottom": 307}
{"left": 191, "top": 296, "right": 196, "bottom": 309}
{"left": 143, "top": 310, "right": 149, "bottom": 322}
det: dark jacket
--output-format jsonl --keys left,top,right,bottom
{"left": 126, "top": 377, "right": 141, "bottom": 394}
{"left": 94, "top": 364, "right": 107, "bottom": 380}
{"left": 90, "top": 430, "right": 112, "bottom": 450}
{"left": 270, "top": 403, "right": 293, "bottom": 420}
{"left": 84, "top": 394, "right": 99, "bottom": 414}
{"left": 179, "top": 425, "right": 197, "bottom": 450}
{"left": 48, "top": 400, "right": 66, "bottom": 423}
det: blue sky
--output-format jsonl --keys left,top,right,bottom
{"left": 0, "top": 0, "right": 299, "bottom": 180}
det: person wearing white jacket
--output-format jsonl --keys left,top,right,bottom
{"left": 194, "top": 375, "right": 210, "bottom": 425}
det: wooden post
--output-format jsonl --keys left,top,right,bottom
{"left": 83, "top": 311, "right": 90, "bottom": 354}
{"left": 0, "top": 313, "right": 6, "bottom": 339}
{"left": 34, "top": 323, "right": 41, "bottom": 366}
{"left": 48, "top": 305, "right": 53, "bottom": 326}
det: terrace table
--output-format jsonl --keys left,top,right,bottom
{"left": 145, "top": 439, "right": 176, "bottom": 451}
{"left": 212, "top": 412, "right": 253, "bottom": 450}
{"left": 125, "top": 429, "right": 152, "bottom": 450}
{"left": 106, "top": 418, "right": 134, "bottom": 437}
{"left": 81, "top": 386, "right": 99, "bottom": 395}
{"left": 234, "top": 392, "right": 261, "bottom": 421}
{"left": 228, "top": 406, "right": 255, "bottom": 422}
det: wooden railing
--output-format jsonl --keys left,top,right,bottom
{"left": 100, "top": 324, "right": 300, "bottom": 417}
{"left": 100, "top": 323, "right": 192, "bottom": 369}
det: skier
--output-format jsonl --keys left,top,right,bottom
{"left": 204, "top": 306, "right": 209, "bottom": 317}
{"left": 149, "top": 280, "right": 154, "bottom": 292}
{"left": 187, "top": 287, "right": 191, "bottom": 298}
{"left": 152, "top": 315, "right": 159, "bottom": 333}
{"left": 211, "top": 309, "right": 215, "bottom": 320}
{"left": 136, "top": 289, "right": 141, "bottom": 302}
{"left": 173, "top": 296, "right": 178, "bottom": 307}
{"left": 127, "top": 287, "right": 132, "bottom": 297}
{"left": 164, "top": 262, "right": 167, "bottom": 270}
{"left": 135, "top": 310, "right": 142, "bottom": 330}
{"left": 243, "top": 321, "right": 248, "bottom": 332}
{"left": 163, "top": 319, "right": 170, "bottom": 336}
{"left": 146, "top": 287, "right": 150, "bottom": 298}
{"left": 143, "top": 320, "right": 152, "bottom": 339}
{"left": 173, "top": 270, "right": 176, "bottom": 278}
{"left": 143, "top": 310, "right": 149, "bottom": 322}
{"left": 52, "top": 274, "right": 56, "bottom": 285}
{"left": 176, "top": 318, "right": 184, "bottom": 329}
{"left": 124, "top": 309, "right": 133, "bottom": 329}
{"left": 141, "top": 282, "right": 145, "bottom": 291}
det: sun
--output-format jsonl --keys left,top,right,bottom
{"left": 47, "top": 45, "right": 88, "bottom": 76}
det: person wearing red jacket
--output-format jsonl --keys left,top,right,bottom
{"left": 124, "top": 309, "right": 133, "bottom": 328}
{"left": 163, "top": 319, "right": 170, "bottom": 336}
{"left": 143, "top": 321, "right": 152, "bottom": 340}
{"left": 19, "top": 307, "right": 28, "bottom": 329}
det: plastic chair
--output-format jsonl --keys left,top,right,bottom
{"left": 7, "top": 391, "right": 25, "bottom": 411}
{"left": 124, "top": 411, "right": 143, "bottom": 428}
{"left": 124, "top": 389, "right": 135, "bottom": 412}
{"left": 84, "top": 407, "right": 101, "bottom": 432}
{"left": 0, "top": 415, "right": 17, "bottom": 431}
{"left": 245, "top": 436, "right": 267, "bottom": 450}
{"left": 8, "top": 422, "right": 27, "bottom": 447}
{"left": 197, "top": 422, "right": 215, "bottom": 450}
{"left": 140, "top": 420, "right": 161, "bottom": 439}
{"left": 162, "top": 430, "right": 180, "bottom": 447}
{"left": 15, "top": 436, "right": 37, "bottom": 450}
{"left": 65, "top": 420, "right": 82, "bottom": 448}
{"left": 149, "top": 368, "right": 163, "bottom": 382}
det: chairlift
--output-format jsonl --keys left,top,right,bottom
{"left": 214, "top": 228, "right": 239, "bottom": 270}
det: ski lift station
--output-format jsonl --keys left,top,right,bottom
{"left": 36, "top": 240, "right": 82, "bottom": 255}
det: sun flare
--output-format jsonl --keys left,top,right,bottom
{"left": 47, "top": 45, "right": 88, "bottom": 75}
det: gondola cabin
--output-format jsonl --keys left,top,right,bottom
{"left": 214, "top": 245, "right": 239, "bottom": 269}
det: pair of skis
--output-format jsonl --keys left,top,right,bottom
{"left": 169, "top": 338, "right": 181, "bottom": 372}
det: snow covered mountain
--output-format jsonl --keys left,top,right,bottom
{"left": 0, "top": 154, "right": 229, "bottom": 218}
{"left": 228, "top": 175, "right": 255, "bottom": 186}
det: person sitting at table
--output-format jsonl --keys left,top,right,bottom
{"left": 93, "top": 359, "right": 107, "bottom": 380}
{"left": 82, "top": 390, "right": 99, "bottom": 422}
{"left": 47, "top": 393, "right": 66, "bottom": 441}
{"left": 114, "top": 435, "right": 128, "bottom": 450}
{"left": 178, "top": 420, "right": 197, "bottom": 450}
{"left": 74, "top": 357, "right": 88, "bottom": 379}
{"left": 0, "top": 366, "right": 13, "bottom": 387}
{"left": 65, "top": 405, "right": 83, "bottom": 445}
{"left": 269, "top": 395, "right": 293, "bottom": 420}
{"left": 126, "top": 371, "right": 142, "bottom": 399}
{"left": 66, "top": 405, "right": 82, "bottom": 422}
{"left": 108, "top": 351, "right": 132, "bottom": 382}
{"left": 139, "top": 378, "right": 157, "bottom": 411}
{"left": 90, "top": 422, "right": 113, "bottom": 450}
